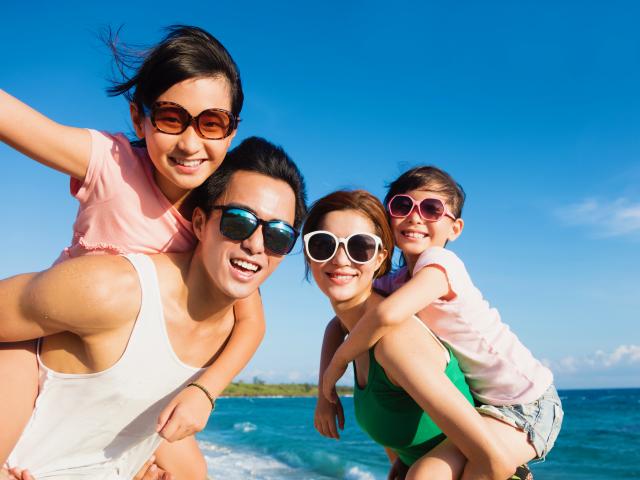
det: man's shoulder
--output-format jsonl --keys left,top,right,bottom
{"left": 44, "top": 255, "right": 141, "bottom": 326}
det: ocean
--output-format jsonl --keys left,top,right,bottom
{"left": 196, "top": 388, "right": 640, "bottom": 479}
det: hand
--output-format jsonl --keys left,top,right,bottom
{"left": 314, "top": 389, "right": 345, "bottom": 439}
{"left": 322, "top": 356, "right": 348, "bottom": 403}
{"left": 133, "top": 456, "right": 173, "bottom": 480}
{"left": 1, "top": 467, "right": 34, "bottom": 480}
{"left": 387, "top": 458, "right": 409, "bottom": 480}
{"left": 156, "top": 386, "right": 212, "bottom": 442}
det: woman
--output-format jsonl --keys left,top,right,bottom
{"left": 304, "top": 190, "right": 518, "bottom": 480}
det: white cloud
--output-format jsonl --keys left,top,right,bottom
{"left": 550, "top": 344, "right": 640, "bottom": 373}
{"left": 557, "top": 197, "right": 640, "bottom": 238}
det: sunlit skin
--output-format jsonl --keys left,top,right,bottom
{"left": 390, "top": 189, "right": 464, "bottom": 271}
{"left": 130, "top": 77, "right": 237, "bottom": 212}
{"left": 191, "top": 170, "right": 296, "bottom": 303}
{"left": 308, "top": 210, "right": 387, "bottom": 314}
{"left": 34, "top": 171, "right": 295, "bottom": 377}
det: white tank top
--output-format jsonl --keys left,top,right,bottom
{"left": 8, "top": 254, "right": 204, "bottom": 479}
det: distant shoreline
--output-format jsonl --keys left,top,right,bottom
{"left": 219, "top": 383, "right": 640, "bottom": 398}
{"left": 221, "top": 382, "right": 354, "bottom": 397}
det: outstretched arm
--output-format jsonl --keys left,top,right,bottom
{"left": 0, "top": 89, "right": 91, "bottom": 180}
{"left": 322, "top": 266, "right": 449, "bottom": 400}
{"left": 156, "top": 289, "right": 265, "bottom": 442}
{"left": 0, "top": 255, "right": 138, "bottom": 342}
{"left": 375, "top": 322, "right": 512, "bottom": 480}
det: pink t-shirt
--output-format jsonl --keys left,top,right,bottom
{"left": 56, "top": 129, "right": 196, "bottom": 263}
{"left": 375, "top": 247, "right": 553, "bottom": 406}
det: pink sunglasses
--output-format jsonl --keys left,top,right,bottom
{"left": 387, "top": 194, "right": 456, "bottom": 222}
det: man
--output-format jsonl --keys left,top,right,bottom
{"left": 0, "top": 137, "right": 306, "bottom": 480}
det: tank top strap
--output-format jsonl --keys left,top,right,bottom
{"left": 410, "top": 316, "right": 451, "bottom": 364}
{"left": 119, "top": 254, "right": 166, "bottom": 352}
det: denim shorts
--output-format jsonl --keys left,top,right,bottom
{"left": 476, "top": 384, "right": 564, "bottom": 460}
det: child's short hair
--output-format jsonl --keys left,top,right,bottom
{"left": 384, "top": 166, "right": 466, "bottom": 218}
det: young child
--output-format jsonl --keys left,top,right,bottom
{"left": 318, "top": 166, "right": 563, "bottom": 478}
{"left": 0, "top": 25, "right": 264, "bottom": 477}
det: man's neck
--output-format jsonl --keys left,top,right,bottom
{"left": 161, "top": 251, "right": 236, "bottom": 325}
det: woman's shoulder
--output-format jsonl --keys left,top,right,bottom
{"left": 373, "top": 316, "right": 448, "bottom": 372}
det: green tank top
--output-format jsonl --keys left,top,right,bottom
{"left": 353, "top": 341, "right": 473, "bottom": 466}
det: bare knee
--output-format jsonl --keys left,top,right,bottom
{"left": 407, "top": 460, "right": 455, "bottom": 480}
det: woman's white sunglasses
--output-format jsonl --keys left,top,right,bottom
{"left": 303, "top": 231, "right": 382, "bottom": 264}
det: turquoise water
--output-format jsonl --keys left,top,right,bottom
{"left": 196, "top": 388, "right": 640, "bottom": 479}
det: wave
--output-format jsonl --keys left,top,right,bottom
{"left": 200, "top": 440, "right": 305, "bottom": 479}
{"left": 198, "top": 440, "right": 381, "bottom": 480}
{"left": 233, "top": 421, "right": 257, "bottom": 433}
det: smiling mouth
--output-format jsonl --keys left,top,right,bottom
{"left": 169, "top": 157, "right": 205, "bottom": 168}
{"left": 326, "top": 272, "right": 356, "bottom": 282}
{"left": 402, "top": 230, "right": 428, "bottom": 239}
{"left": 230, "top": 258, "right": 261, "bottom": 274}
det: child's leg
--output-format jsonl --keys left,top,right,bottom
{"left": 155, "top": 436, "right": 207, "bottom": 480}
{"left": 407, "top": 416, "right": 536, "bottom": 480}
{"left": 406, "top": 438, "right": 466, "bottom": 480}
{"left": 0, "top": 341, "right": 38, "bottom": 465}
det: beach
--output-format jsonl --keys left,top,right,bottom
{"left": 197, "top": 388, "right": 640, "bottom": 479}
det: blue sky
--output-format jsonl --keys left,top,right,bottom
{"left": 1, "top": 1, "right": 638, "bottom": 389}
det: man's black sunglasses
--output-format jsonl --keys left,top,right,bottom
{"left": 213, "top": 205, "right": 298, "bottom": 255}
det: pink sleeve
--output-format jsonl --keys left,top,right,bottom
{"left": 70, "top": 129, "right": 116, "bottom": 202}
{"left": 413, "top": 247, "right": 466, "bottom": 297}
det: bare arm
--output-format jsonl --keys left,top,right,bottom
{"left": 333, "top": 267, "right": 449, "bottom": 365}
{"left": 156, "top": 289, "right": 266, "bottom": 442}
{"left": 374, "top": 322, "right": 511, "bottom": 476}
{"left": 314, "top": 317, "right": 347, "bottom": 439}
{"left": 0, "top": 256, "right": 138, "bottom": 342}
{"left": 318, "top": 317, "right": 347, "bottom": 387}
{"left": 321, "top": 267, "right": 449, "bottom": 401}
{"left": 0, "top": 89, "right": 91, "bottom": 180}
{"left": 193, "top": 289, "right": 265, "bottom": 398}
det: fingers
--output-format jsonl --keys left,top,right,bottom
{"left": 314, "top": 410, "right": 340, "bottom": 439}
{"left": 157, "top": 410, "right": 195, "bottom": 442}
{"left": 133, "top": 456, "right": 156, "bottom": 480}
{"left": 133, "top": 456, "right": 173, "bottom": 480}
{"left": 336, "top": 397, "right": 345, "bottom": 430}
{"left": 7, "top": 468, "right": 33, "bottom": 480}
{"left": 158, "top": 417, "right": 188, "bottom": 442}
{"left": 327, "top": 414, "right": 339, "bottom": 439}
{"left": 156, "top": 399, "right": 208, "bottom": 442}
{"left": 156, "top": 403, "right": 174, "bottom": 433}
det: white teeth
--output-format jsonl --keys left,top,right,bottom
{"left": 331, "top": 274, "right": 353, "bottom": 280}
{"left": 404, "top": 231, "right": 427, "bottom": 239}
{"left": 231, "top": 259, "right": 259, "bottom": 272}
{"left": 173, "top": 158, "right": 203, "bottom": 167}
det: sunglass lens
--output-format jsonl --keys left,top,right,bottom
{"left": 389, "top": 195, "right": 414, "bottom": 217}
{"left": 419, "top": 198, "right": 445, "bottom": 221}
{"left": 153, "top": 106, "right": 188, "bottom": 134}
{"left": 347, "top": 234, "right": 377, "bottom": 263}
{"left": 264, "top": 222, "right": 297, "bottom": 255}
{"left": 307, "top": 233, "right": 337, "bottom": 262}
{"left": 220, "top": 208, "right": 258, "bottom": 240}
{"left": 198, "top": 110, "right": 232, "bottom": 139}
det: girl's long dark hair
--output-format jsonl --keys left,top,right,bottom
{"left": 105, "top": 25, "right": 243, "bottom": 117}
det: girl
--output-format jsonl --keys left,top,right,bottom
{"left": 0, "top": 25, "right": 264, "bottom": 478}
{"left": 305, "top": 190, "right": 519, "bottom": 480}
{"left": 318, "top": 167, "right": 562, "bottom": 478}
